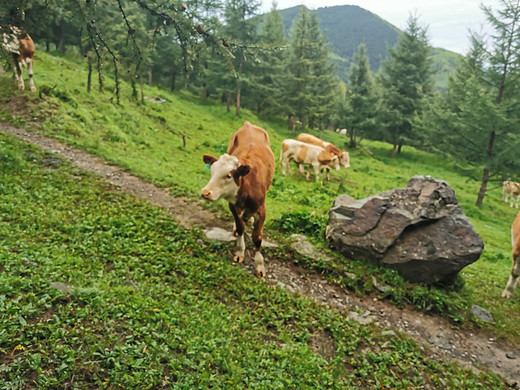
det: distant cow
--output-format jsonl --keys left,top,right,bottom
{"left": 502, "top": 179, "right": 520, "bottom": 208}
{"left": 297, "top": 133, "right": 350, "bottom": 169}
{"left": 280, "top": 139, "right": 340, "bottom": 181}
{"left": 201, "top": 121, "right": 275, "bottom": 277}
{"left": 502, "top": 212, "right": 520, "bottom": 298}
{"left": 1, "top": 26, "right": 36, "bottom": 91}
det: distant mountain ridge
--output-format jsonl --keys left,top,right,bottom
{"left": 267, "top": 5, "right": 461, "bottom": 90}
{"left": 278, "top": 5, "right": 400, "bottom": 75}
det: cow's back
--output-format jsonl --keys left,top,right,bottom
{"left": 228, "top": 121, "right": 275, "bottom": 194}
{"left": 298, "top": 133, "right": 341, "bottom": 155}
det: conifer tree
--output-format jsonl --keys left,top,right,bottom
{"left": 425, "top": 0, "right": 520, "bottom": 206}
{"left": 378, "top": 14, "right": 433, "bottom": 156}
{"left": 343, "top": 43, "right": 377, "bottom": 147}
{"left": 282, "top": 6, "right": 337, "bottom": 131}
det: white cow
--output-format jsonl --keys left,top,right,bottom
{"left": 503, "top": 179, "right": 520, "bottom": 208}
{"left": 280, "top": 139, "right": 340, "bottom": 181}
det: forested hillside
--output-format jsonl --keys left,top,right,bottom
{"left": 266, "top": 4, "right": 460, "bottom": 88}
{"left": 276, "top": 5, "right": 400, "bottom": 75}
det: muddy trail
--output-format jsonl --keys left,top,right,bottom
{"left": 1, "top": 123, "right": 519, "bottom": 386}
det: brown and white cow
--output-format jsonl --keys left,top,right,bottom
{"left": 297, "top": 133, "right": 350, "bottom": 169}
{"left": 201, "top": 121, "right": 275, "bottom": 277}
{"left": 1, "top": 26, "right": 36, "bottom": 91}
{"left": 502, "top": 179, "right": 520, "bottom": 208}
{"left": 502, "top": 212, "right": 520, "bottom": 298}
{"left": 280, "top": 139, "right": 340, "bottom": 181}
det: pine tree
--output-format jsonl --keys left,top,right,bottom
{"left": 426, "top": 1, "right": 520, "bottom": 206}
{"left": 281, "top": 6, "right": 337, "bottom": 131}
{"left": 343, "top": 43, "right": 377, "bottom": 147}
{"left": 378, "top": 14, "right": 434, "bottom": 156}
{"left": 253, "top": 2, "right": 287, "bottom": 116}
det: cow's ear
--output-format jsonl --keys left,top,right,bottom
{"left": 203, "top": 154, "right": 217, "bottom": 165}
{"left": 235, "top": 164, "right": 251, "bottom": 177}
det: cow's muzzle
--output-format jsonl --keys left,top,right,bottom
{"left": 201, "top": 188, "right": 212, "bottom": 200}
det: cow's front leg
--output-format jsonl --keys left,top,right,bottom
{"left": 26, "top": 58, "right": 35, "bottom": 91}
{"left": 502, "top": 254, "right": 519, "bottom": 298}
{"left": 12, "top": 54, "right": 24, "bottom": 90}
{"left": 252, "top": 207, "right": 267, "bottom": 277}
{"left": 312, "top": 163, "right": 320, "bottom": 181}
{"left": 229, "top": 203, "right": 245, "bottom": 263}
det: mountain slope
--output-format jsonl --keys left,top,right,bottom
{"left": 271, "top": 5, "right": 461, "bottom": 88}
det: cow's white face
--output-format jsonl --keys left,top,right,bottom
{"left": 201, "top": 153, "right": 250, "bottom": 203}
{"left": 330, "top": 155, "right": 341, "bottom": 171}
{"left": 339, "top": 151, "right": 350, "bottom": 169}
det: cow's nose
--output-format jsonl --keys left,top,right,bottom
{"left": 201, "top": 189, "right": 211, "bottom": 199}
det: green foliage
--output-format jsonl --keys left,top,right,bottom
{"left": 271, "top": 210, "right": 327, "bottom": 236}
{"left": 0, "top": 133, "right": 507, "bottom": 388}
{"left": 0, "top": 49, "right": 519, "bottom": 386}
{"left": 377, "top": 14, "right": 434, "bottom": 155}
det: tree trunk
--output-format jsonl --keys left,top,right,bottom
{"left": 226, "top": 92, "right": 232, "bottom": 113}
{"left": 235, "top": 87, "right": 241, "bottom": 116}
{"left": 148, "top": 67, "right": 152, "bottom": 86}
{"left": 476, "top": 130, "right": 496, "bottom": 206}
{"left": 202, "top": 83, "right": 207, "bottom": 103}
{"left": 349, "top": 130, "right": 356, "bottom": 148}
{"left": 476, "top": 168, "right": 490, "bottom": 206}
{"left": 288, "top": 114, "right": 293, "bottom": 131}
{"left": 170, "top": 64, "right": 176, "bottom": 92}
{"left": 87, "top": 59, "right": 92, "bottom": 93}
{"left": 391, "top": 142, "right": 397, "bottom": 157}
{"left": 140, "top": 73, "right": 144, "bottom": 103}
{"left": 58, "top": 21, "right": 66, "bottom": 54}
{"left": 397, "top": 143, "right": 403, "bottom": 154}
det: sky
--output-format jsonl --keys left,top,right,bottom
{"left": 259, "top": 0, "right": 502, "bottom": 55}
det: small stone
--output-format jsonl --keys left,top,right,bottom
{"left": 506, "top": 352, "right": 516, "bottom": 360}
{"left": 49, "top": 281, "right": 73, "bottom": 294}
{"left": 470, "top": 305, "right": 494, "bottom": 323}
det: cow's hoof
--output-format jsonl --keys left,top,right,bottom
{"left": 256, "top": 267, "right": 266, "bottom": 278}
{"left": 30, "top": 86, "right": 36, "bottom": 92}
{"left": 501, "top": 290, "right": 512, "bottom": 298}
{"left": 233, "top": 255, "right": 244, "bottom": 263}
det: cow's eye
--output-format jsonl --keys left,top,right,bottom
{"left": 226, "top": 174, "right": 232, "bottom": 179}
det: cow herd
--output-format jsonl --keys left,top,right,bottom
{"left": 1, "top": 26, "right": 518, "bottom": 298}
{"left": 200, "top": 122, "right": 520, "bottom": 299}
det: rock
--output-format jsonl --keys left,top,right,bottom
{"left": 372, "top": 276, "right": 392, "bottom": 293}
{"left": 506, "top": 352, "right": 516, "bottom": 360}
{"left": 348, "top": 311, "right": 376, "bottom": 325}
{"left": 470, "top": 305, "right": 494, "bottom": 323}
{"left": 326, "top": 176, "right": 483, "bottom": 284}
{"left": 429, "top": 332, "right": 453, "bottom": 350}
{"left": 49, "top": 281, "right": 73, "bottom": 294}
{"left": 204, "top": 227, "right": 277, "bottom": 247}
{"left": 289, "top": 235, "right": 330, "bottom": 262}
{"left": 204, "top": 227, "right": 235, "bottom": 242}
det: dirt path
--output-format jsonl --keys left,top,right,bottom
{"left": 1, "top": 123, "right": 519, "bottom": 386}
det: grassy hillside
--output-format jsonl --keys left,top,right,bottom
{"left": 0, "top": 50, "right": 518, "bottom": 350}
{"left": 0, "top": 124, "right": 508, "bottom": 387}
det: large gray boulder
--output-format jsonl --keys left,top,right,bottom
{"left": 326, "top": 176, "right": 483, "bottom": 284}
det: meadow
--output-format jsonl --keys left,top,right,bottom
{"left": 0, "top": 50, "right": 518, "bottom": 387}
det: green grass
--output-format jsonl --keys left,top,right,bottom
{"left": 0, "top": 49, "right": 518, "bottom": 344}
{"left": 0, "top": 128, "right": 507, "bottom": 388}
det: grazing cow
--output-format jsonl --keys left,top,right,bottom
{"left": 280, "top": 139, "right": 340, "bottom": 181}
{"left": 502, "top": 212, "right": 520, "bottom": 298}
{"left": 1, "top": 26, "right": 36, "bottom": 91}
{"left": 502, "top": 179, "right": 520, "bottom": 208}
{"left": 201, "top": 121, "right": 275, "bottom": 277}
{"left": 297, "top": 133, "right": 350, "bottom": 169}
